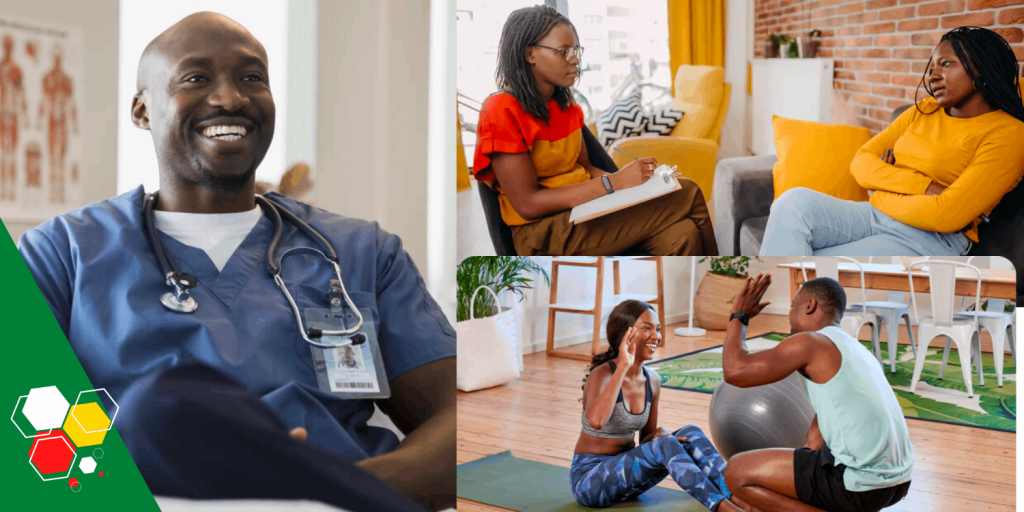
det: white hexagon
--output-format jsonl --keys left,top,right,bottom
{"left": 78, "top": 456, "right": 96, "bottom": 474}
{"left": 22, "top": 386, "right": 70, "bottom": 431}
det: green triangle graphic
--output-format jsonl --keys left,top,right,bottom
{"left": 0, "top": 220, "right": 162, "bottom": 509}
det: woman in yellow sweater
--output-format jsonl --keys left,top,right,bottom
{"left": 472, "top": 6, "right": 717, "bottom": 256}
{"left": 760, "top": 27, "right": 1024, "bottom": 256}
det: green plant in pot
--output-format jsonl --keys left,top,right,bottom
{"left": 803, "top": 29, "right": 822, "bottom": 58}
{"left": 770, "top": 33, "right": 799, "bottom": 58}
{"left": 692, "top": 257, "right": 763, "bottom": 330}
{"left": 456, "top": 257, "right": 550, "bottom": 322}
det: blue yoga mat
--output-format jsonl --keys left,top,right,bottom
{"left": 457, "top": 451, "right": 709, "bottom": 512}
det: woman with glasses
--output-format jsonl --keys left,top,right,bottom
{"left": 471, "top": 5, "right": 717, "bottom": 256}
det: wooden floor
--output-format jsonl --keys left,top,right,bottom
{"left": 457, "top": 314, "right": 1016, "bottom": 512}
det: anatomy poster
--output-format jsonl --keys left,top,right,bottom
{"left": 0, "top": 16, "right": 83, "bottom": 221}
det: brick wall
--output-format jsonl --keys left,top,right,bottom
{"left": 753, "top": 0, "right": 1024, "bottom": 132}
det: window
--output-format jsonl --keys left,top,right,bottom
{"left": 456, "top": 0, "right": 670, "bottom": 123}
{"left": 568, "top": 0, "right": 669, "bottom": 113}
{"left": 457, "top": 0, "right": 540, "bottom": 165}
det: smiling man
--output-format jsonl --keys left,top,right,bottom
{"left": 17, "top": 12, "right": 454, "bottom": 512}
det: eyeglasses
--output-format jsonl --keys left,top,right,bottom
{"left": 533, "top": 45, "right": 584, "bottom": 62}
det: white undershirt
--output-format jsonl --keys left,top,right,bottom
{"left": 153, "top": 206, "right": 263, "bottom": 272}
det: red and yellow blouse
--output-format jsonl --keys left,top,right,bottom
{"left": 473, "top": 92, "right": 590, "bottom": 226}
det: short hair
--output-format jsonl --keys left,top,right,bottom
{"left": 799, "top": 277, "right": 846, "bottom": 320}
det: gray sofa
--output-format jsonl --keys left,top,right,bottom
{"left": 713, "top": 105, "right": 912, "bottom": 256}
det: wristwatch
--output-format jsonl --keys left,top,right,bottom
{"left": 729, "top": 311, "right": 750, "bottom": 326}
{"left": 601, "top": 175, "right": 614, "bottom": 195}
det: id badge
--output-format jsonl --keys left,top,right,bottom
{"left": 304, "top": 307, "right": 391, "bottom": 399}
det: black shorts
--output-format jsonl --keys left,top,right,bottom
{"left": 794, "top": 445, "right": 910, "bottom": 512}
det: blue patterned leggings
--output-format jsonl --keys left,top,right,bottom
{"left": 570, "top": 425, "right": 731, "bottom": 510}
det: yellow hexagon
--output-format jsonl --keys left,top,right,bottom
{"left": 62, "top": 402, "right": 110, "bottom": 447}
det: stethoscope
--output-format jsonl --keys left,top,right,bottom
{"left": 142, "top": 192, "right": 367, "bottom": 348}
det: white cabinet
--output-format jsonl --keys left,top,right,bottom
{"left": 749, "top": 58, "right": 834, "bottom": 156}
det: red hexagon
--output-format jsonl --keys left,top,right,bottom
{"left": 28, "top": 429, "right": 76, "bottom": 475}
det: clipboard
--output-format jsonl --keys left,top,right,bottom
{"left": 569, "top": 165, "right": 681, "bottom": 224}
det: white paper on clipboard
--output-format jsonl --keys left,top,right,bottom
{"left": 569, "top": 165, "right": 681, "bottom": 224}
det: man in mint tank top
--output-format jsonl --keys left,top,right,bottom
{"left": 717, "top": 273, "right": 914, "bottom": 512}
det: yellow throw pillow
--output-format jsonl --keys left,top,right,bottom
{"left": 772, "top": 116, "right": 871, "bottom": 201}
{"left": 669, "top": 101, "right": 718, "bottom": 139}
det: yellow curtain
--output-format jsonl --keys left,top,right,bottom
{"left": 667, "top": 0, "right": 726, "bottom": 96}
{"left": 456, "top": 112, "right": 471, "bottom": 192}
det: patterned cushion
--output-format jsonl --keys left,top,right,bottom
{"left": 596, "top": 90, "right": 647, "bottom": 149}
{"left": 638, "top": 107, "right": 685, "bottom": 137}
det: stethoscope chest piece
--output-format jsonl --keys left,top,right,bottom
{"left": 161, "top": 290, "right": 198, "bottom": 313}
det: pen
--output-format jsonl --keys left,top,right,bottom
{"left": 613, "top": 147, "right": 641, "bottom": 161}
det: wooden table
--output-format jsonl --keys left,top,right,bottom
{"left": 777, "top": 262, "right": 1016, "bottom": 300}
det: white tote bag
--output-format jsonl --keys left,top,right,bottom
{"left": 456, "top": 286, "right": 521, "bottom": 392}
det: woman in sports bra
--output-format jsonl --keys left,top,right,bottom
{"left": 571, "top": 300, "right": 753, "bottom": 511}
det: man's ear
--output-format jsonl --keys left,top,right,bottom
{"left": 804, "top": 296, "right": 818, "bottom": 316}
{"left": 131, "top": 94, "right": 150, "bottom": 130}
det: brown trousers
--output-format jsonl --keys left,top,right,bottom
{"left": 510, "top": 178, "right": 718, "bottom": 256}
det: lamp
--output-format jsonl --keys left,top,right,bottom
{"left": 675, "top": 258, "right": 706, "bottom": 337}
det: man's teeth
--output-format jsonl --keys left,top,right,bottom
{"left": 202, "top": 125, "right": 248, "bottom": 139}
{"left": 645, "top": 343, "right": 657, "bottom": 348}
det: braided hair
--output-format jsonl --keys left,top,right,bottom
{"left": 913, "top": 26, "right": 1024, "bottom": 124}
{"left": 580, "top": 300, "right": 654, "bottom": 398}
{"left": 495, "top": 5, "right": 579, "bottom": 123}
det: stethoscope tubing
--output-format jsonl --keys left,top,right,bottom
{"left": 143, "top": 192, "right": 365, "bottom": 348}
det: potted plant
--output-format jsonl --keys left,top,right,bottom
{"left": 692, "top": 257, "right": 763, "bottom": 330}
{"left": 770, "top": 34, "right": 799, "bottom": 59}
{"left": 799, "top": 29, "right": 823, "bottom": 58}
{"left": 456, "top": 257, "right": 549, "bottom": 322}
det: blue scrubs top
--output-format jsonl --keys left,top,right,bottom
{"left": 17, "top": 186, "right": 456, "bottom": 461}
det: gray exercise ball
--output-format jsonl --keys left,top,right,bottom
{"left": 708, "top": 372, "right": 816, "bottom": 461}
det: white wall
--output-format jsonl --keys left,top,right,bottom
{"left": 117, "top": 0, "right": 290, "bottom": 195}
{"left": 719, "top": 0, "right": 752, "bottom": 160}
{"left": 285, "top": 0, "right": 318, "bottom": 174}
{"left": 426, "top": 0, "right": 458, "bottom": 321}
{"left": 316, "top": 0, "right": 432, "bottom": 271}
{"left": 2, "top": 0, "right": 119, "bottom": 243}
{"left": 506, "top": 256, "right": 1014, "bottom": 355}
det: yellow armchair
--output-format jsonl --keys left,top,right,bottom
{"left": 610, "top": 65, "right": 731, "bottom": 201}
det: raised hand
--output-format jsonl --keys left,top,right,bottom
{"left": 731, "top": 272, "right": 772, "bottom": 319}
{"left": 615, "top": 327, "right": 638, "bottom": 368}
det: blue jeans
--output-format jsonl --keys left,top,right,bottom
{"left": 570, "top": 425, "right": 730, "bottom": 510}
{"left": 759, "top": 188, "right": 972, "bottom": 256}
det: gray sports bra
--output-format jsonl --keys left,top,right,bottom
{"left": 580, "top": 361, "right": 653, "bottom": 439}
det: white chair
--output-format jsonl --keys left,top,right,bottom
{"left": 849, "top": 257, "right": 918, "bottom": 374}
{"left": 908, "top": 260, "right": 983, "bottom": 398}
{"left": 942, "top": 257, "right": 1016, "bottom": 387}
{"left": 800, "top": 257, "right": 880, "bottom": 364}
